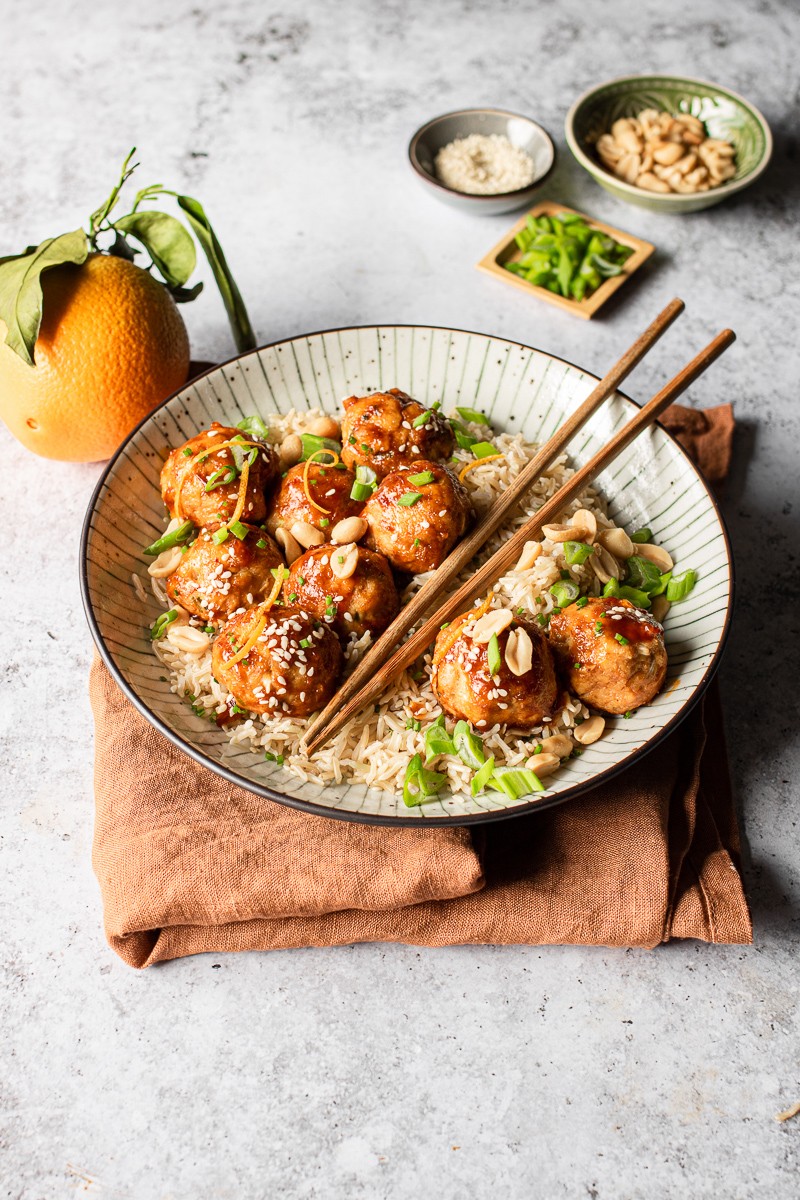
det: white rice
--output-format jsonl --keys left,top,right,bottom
{"left": 144, "top": 408, "right": 625, "bottom": 797}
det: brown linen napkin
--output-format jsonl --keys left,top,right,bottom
{"left": 90, "top": 402, "right": 750, "bottom": 967}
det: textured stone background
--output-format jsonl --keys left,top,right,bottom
{"left": 1, "top": 0, "right": 799, "bottom": 1196}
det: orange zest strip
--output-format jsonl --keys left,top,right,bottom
{"left": 173, "top": 436, "right": 261, "bottom": 518}
{"left": 459, "top": 454, "right": 504, "bottom": 482}
{"left": 436, "top": 589, "right": 494, "bottom": 661}
{"left": 303, "top": 448, "right": 341, "bottom": 514}
{"left": 226, "top": 568, "right": 287, "bottom": 666}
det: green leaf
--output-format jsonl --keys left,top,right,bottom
{"left": 0, "top": 229, "right": 89, "bottom": 365}
{"left": 114, "top": 211, "right": 196, "bottom": 288}
{"left": 173, "top": 193, "right": 256, "bottom": 352}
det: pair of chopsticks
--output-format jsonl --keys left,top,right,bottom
{"left": 301, "top": 301, "right": 734, "bottom": 755}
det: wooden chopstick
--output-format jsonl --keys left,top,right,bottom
{"left": 304, "top": 322, "right": 735, "bottom": 758}
{"left": 300, "top": 302, "right": 684, "bottom": 755}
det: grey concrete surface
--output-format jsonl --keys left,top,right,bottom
{"left": 1, "top": 1, "right": 799, "bottom": 1196}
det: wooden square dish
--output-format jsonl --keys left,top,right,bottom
{"left": 476, "top": 200, "right": 655, "bottom": 319}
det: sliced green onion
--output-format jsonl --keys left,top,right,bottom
{"left": 535, "top": 613, "right": 549, "bottom": 628}
{"left": 487, "top": 766, "right": 544, "bottom": 799}
{"left": 397, "top": 492, "right": 422, "bottom": 506}
{"left": 144, "top": 519, "right": 195, "bottom": 556}
{"left": 666, "top": 569, "right": 697, "bottom": 603}
{"left": 576, "top": 595, "right": 589, "bottom": 608}
{"left": 319, "top": 518, "right": 330, "bottom": 528}
{"left": 229, "top": 520, "right": 249, "bottom": 540}
{"left": 650, "top": 571, "right": 671, "bottom": 597}
{"left": 349, "top": 464, "right": 378, "bottom": 501}
{"left": 487, "top": 632, "right": 502, "bottom": 676}
{"left": 453, "top": 720, "right": 486, "bottom": 770}
{"left": 299, "top": 637, "right": 311, "bottom": 648}
{"left": 237, "top": 414, "right": 270, "bottom": 439}
{"left": 470, "top": 441, "right": 497, "bottom": 459}
{"left": 181, "top": 447, "right": 193, "bottom": 457}
{"left": 211, "top": 528, "right": 229, "bottom": 546}
{"left": 532, "top": 744, "right": 543, "bottom": 754}
{"left": 264, "top": 750, "right": 285, "bottom": 765}
{"left": 256, "top": 538, "right": 268, "bottom": 549}
{"left": 626, "top": 555, "right": 663, "bottom": 594}
{"left": 549, "top": 579, "right": 580, "bottom": 608}
{"left": 407, "top": 470, "right": 435, "bottom": 486}
{"left": 412, "top": 411, "right": 430, "bottom": 428}
{"left": 270, "top": 566, "right": 289, "bottom": 581}
{"left": 403, "top": 753, "right": 447, "bottom": 807}
{"left": 300, "top": 433, "right": 341, "bottom": 462}
{"left": 603, "top": 578, "right": 620, "bottom": 598}
{"left": 150, "top": 609, "right": 178, "bottom": 640}
{"left": 456, "top": 406, "right": 490, "bottom": 426}
{"left": 424, "top": 714, "right": 455, "bottom": 762}
{"left": 470, "top": 756, "right": 496, "bottom": 797}
{"left": 563, "top": 541, "right": 594, "bottom": 566}
{"left": 406, "top": 717, "right": 421, "bottom": 732}
{"left": 630, "top": 527, "right": 652, "bottom": 544}
{"left": 615, "top": 633, "right": 629, "bottom": 646}
{"left": 452, "top": 422, "right": 479, "bottom": 450}
{"left": 618, "top": 585, "right": 651, "bottom": 609}
{"left": 231, "top": 442, "right": 258, "bottom": 471}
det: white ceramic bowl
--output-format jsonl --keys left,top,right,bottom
{"left": 408, "top": 108, "right": 556, "bottom": 215}
{"left": 81, "top": 326, "right": 733, "bottom": 825}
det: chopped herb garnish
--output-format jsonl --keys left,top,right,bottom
{"left": 424, "top": 714, "right": 455, "bottom": 761}
{"left": 298, "top": 576, "right": 306, "bottom": 585}
{"left": 487, "top": 632, "right": 502, "bottom": 676}
{"left": 211, "top": 528, "right": 229, "bottom": 546}
{"left": 626, "top": 555, "right": 663, "bottom": 594}
{"left": 623, "top": 711, "right": 634, "bottom": 719}
{"left": 348, "top": 435, "right": 356, "bottom": 444}
{"left": 412, "top": 411, "right": 430, "bottom": 428}
{"left": 455, "top": 406, "right": 490, "bottom": 426}
{"left": 533, "top": 744, "right": 543, "bottom": 754}
{"left": 413, "top": 538, "right": 421, "bottom": 547}
{"left": 319, "top": 518, "right": 330, "bottom": 527}
{"left": 361, "top": 443, "right": 371, "bottom": 453}
{"left": 237, "top": 414, "right": 270, "bottom": 439}
{"left": 407, "top": 470, "right": 435, "bottom": 486}
{"left": 350, "top": 464, "right": 378, "bottom": 501}
{"left": 549, "top": 579, "right": 580, "bottom": 608}
{"left": 666, "top": 569, "right": 698, "bottom": 603}
{"left": 397, "top": 491, "right": 422, "bottom": 506}
{"left": 182, "top": 447, "right": 193, "bottom": 457}
{"left": 264, "top": 750, "right": 285, "bottom": 765}
{"left": 288, "top": 592, "right": 298, "bottom": 602}
{"left": 229, "top": 520, "right": 249, "bottom": 540}
{"left": 630, "top": 527, "right": 652, "bottom": 544}
{"left": 576, "top": 595, "right": 589, "bottom": 608}
{"left": 300, "top": 433, "right": 341, "bottom": 462}
{"left": 144, "top": 519, "right": 195, "bottom": 556}
{"left": 595, "top": 619, "right": 604, "bottom": 634}
{"left": 203, "top": 624, "right": 214, "bottom": 635}
{"left": 406, "top": 717, "right": 421, "bottom": 732}
{"left": 564, "top": 540, "right": 594, "bottom": 566}
{"left": 256, "top": 538, "right": 267, "bottom": 549}
{"left": 536, "top": 613, "right": 550, "bottom": 627}
{"left": 150, "top": 609, "right": 178, "bottom": 640}
{"left": 470, "top": 756, "right": 496, "bottom": 797}
{"left": 470, "top": 441, "right": 497, "bottom": 459}
{"left": 487, "top": 766, "right": 544, "bottom": 799}
{"left": 615, "top": 633, "right": 630, "bottom": 646}
{"left": 403, "top": 753, "right": 447, "bottom": 807}
{"left": 299, "top": 637, "right": 311, "bottom": 648}
{"left": 453, "top": 720, "right": 486, "bottom": 770}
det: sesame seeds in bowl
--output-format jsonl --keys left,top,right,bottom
{"left": 408, "top": 108, "right": 556, "bottom": 215}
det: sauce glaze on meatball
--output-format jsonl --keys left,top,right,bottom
{"left": 283, "top": 544, "right": 400, "bottom": 641}
{"left": 212, "top": 605, "right": 342, "bottom": 717}
{"left": 362, "top": 459, "right": 472, "bottom": 574}
{"left": 431, "top": 611, "right": 557, "bottom": 730}
{"left": 547, "top": 597, "right": 667, "bottom": 714}
{"left": 340, "top": 389, "right": 454, "bottom": 480}
{"left": 265, "top": 461, "right": 363, "bottom": 540}
{"left": 161, "top": 422, "right": 279, "bottom": 532}
{"left": 166, "top": 526, "right": 284, "bottom": 623}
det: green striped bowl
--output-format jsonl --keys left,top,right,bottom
{"left": 81, "top": 326, "right": 732, "bottom": 825}
{"left": 566, "top": 74, "right": 772, "bottom": 213}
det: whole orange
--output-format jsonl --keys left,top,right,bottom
{"left": 0, "top": 253, "right": 190, "bottom": 461}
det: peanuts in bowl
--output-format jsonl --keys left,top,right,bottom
{"left": 594, "top": 110, "right": 736, "bottom": 195}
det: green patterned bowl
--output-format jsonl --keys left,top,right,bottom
{"left": 565, "top": 74, "right": 772, "bottom": 213}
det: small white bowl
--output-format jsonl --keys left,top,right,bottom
{"left": 408, "top": 108, "right": 556, "bottom": 215}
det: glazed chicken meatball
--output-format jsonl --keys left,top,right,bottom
{"left": 166, "top": 525, "right": 284, "bottom": 624}
{"left": 431, "top": 608, "right": 557, "bottom": 730}
{"left": 265, "top": 461, "right": 363, "bottom": 540}
{"left": 283, "top": 544, "right": 400, "bottom": 640}
{"left": 340, "top": 388, "right": 454, "bottom": 479}
{"left": 362, "top": 460, "right": 472, "bottom": 574}
{"left": 548, "top": 597, "right": 667, "bottom": 715}
{"left": 161, "top": 422, "right": 279, "bottom": 532}
{"left": 212, "top": 605, "right": 342, "bottom": 718}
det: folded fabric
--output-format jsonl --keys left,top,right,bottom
{"left": 89, "top": 400, "right": 749, "bottom": 967}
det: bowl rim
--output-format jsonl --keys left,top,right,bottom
{"left": 564, "top": 73, "right": 773, "bottom": 206}
{"left": 408, "top": 107, "right": 556, "bottom": 202}
{"left": 80, "top": 323, "right": 734, "bottom": 827}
